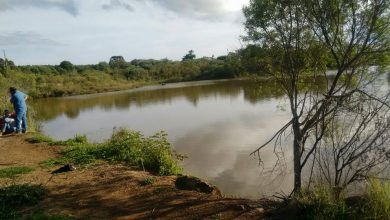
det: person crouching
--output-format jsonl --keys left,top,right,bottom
{"left": 0, "top": 109, "right": 16, "bottom": 136}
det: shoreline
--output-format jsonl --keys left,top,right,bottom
{"left": 0, "top": 134, "right": 266, "bottom": 219}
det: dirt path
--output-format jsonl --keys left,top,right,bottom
{"left": 0, "top": 135, "right": 267, "bottom": 219}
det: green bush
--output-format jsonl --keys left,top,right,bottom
{"left": 98, "top": 129, "right": 183, "bottom": 175}
{"left": 0, "top": 184, "right": 46, "bottom": 219}
{"left": 41, "top": 129, "right": 183, "bottom": 176}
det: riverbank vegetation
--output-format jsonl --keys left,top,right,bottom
{"left": 291, "top": 180, "right": 390, "bottom": 219}
{"left": 27, "top": 129, "right": 183, "bottom": 176}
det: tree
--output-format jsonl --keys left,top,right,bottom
{"left": 182, "top": 50, "right": 196, "bottom": 61}
{"left": 59, "top": 60, "right": 74, "bottom": 72}
{"left": 244, "top": 0, "right": 390, "bottom": 195}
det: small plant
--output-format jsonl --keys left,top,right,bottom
{"left": 140, "top": 177, "right": 156, "bottom": 186}
{"left": 0, "top": 184, "right": 46, "bottom": 219}
{"left": 0, "top": 166, "right": 34, "bottom": 179}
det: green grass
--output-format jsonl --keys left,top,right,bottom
{"left": 295, "top": 180, "right": 390, "bottom": 220}
{"left": 297, "top": 185, "right": 352, "bottom": 220}
{"left": 0, "top": 184, "right": 46, "bottom": 219}
{"left": 26, "top": 135, "right": 55, "bottom": 144}
{"left": 26, "top": 134, "right": 87, "bottom": 146}
{"left": 39, "top": 129, "right": 183, "bottom": 176}
{"left": 0, "top": 166, "right": 35, "bottom": 179}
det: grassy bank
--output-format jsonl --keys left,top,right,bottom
{"left": 284, "top": 180, "right": 390, "bottom": 220}
{"left": 27, "top": 128, "right": 183, "bottom": 176}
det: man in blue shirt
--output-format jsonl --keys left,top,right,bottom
{"left": 9, "top": 87, "right": 28, "bottom": 133}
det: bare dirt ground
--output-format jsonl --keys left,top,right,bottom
{"left": 0, "top": 135, "right": 268, "bottom": 219}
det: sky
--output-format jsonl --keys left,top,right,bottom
{"left": 0, "top": 0, "right": 249, "bottom": 65}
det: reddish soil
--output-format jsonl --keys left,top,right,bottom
{"left": 0, "top": 134, "right": 269, "bottom": 219}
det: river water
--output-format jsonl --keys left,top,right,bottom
{"left": 33, "top": 76, "right": 389, "bottom": 198}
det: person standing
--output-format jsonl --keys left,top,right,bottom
{"left": 9, "top": 87, "right": 28, "bottom": 133}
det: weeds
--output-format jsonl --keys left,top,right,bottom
{"left": 0, "top": 166, "right": 35, "bottom": 179}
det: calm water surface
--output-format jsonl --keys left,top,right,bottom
{"left": 34, "top": 79, "right": 317, "bottom": 198}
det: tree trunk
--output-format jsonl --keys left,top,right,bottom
{"left": 293, "top": 138, "right": 302, "bottom": 194}
{"left": 292, "top": 117, "right": 302, "bottom": 195}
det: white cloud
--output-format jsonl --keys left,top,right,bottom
{"left": 0, "top": 0, "right": 78, "bottom": 16}
{"left": 0, "top": 0, "right": 249, "bottom": 64}
{"left": 0, "top": 32, "right": 62, "bottom": 46}
{"left": 102, "top": 0, "right": 134, "bottom": 12}
{"left": 145, "top": 0, "right": 248, "bottom": 20}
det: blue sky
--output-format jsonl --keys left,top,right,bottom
{"left": 0, "top": 0, "right": 249, "bottom": 65}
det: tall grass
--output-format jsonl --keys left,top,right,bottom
{"left": 297, "top": 185, "right": 351, "bottom": 220}
{"left": 38, "top": 129, "right": 183, "bottom": 176}
{"left": 296, "top": 180, "right": 390, "bottom": 220}
{"left": 363, "top": 179, "right": 390, "bottom": 219}
{"left": 0, "top": 167, "right": 34, "bottom": 179}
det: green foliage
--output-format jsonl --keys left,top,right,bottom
{"left": 0, "top": 167, "right": 35, "bottom": 179}
{"left": 0, "top": 184, "right": 46, "bottom": 219}
{"left": 100, "top": 129, "right": 183, "bottom": 175}
{"left": 41, "top": 129, "right": 183, "bottom": 176}
{"left": 139, "top": 177, "right": 156, "bottom": 186}
{"left": 182, "top": 50, "right": 196, "bottom": 61}
{"left": 59, "top": 61, "right": 74, "bottom": 72}
{"left": 296, "top": 180, "right": 390, "bottom": 220}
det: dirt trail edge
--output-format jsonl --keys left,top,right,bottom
{"left": 0, "top": 135, "right": 268, "bottom": 220}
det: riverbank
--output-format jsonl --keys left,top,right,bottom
{"left": 0, "top": 134, "right": 268, "bottom": 219}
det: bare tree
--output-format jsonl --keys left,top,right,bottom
{"left": 244, "top": 0, "right": 390, "bottom": 194}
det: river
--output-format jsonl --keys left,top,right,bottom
{"left": 33, "top": 76, "right": 390, "bottom": 198}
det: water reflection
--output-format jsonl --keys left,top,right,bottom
{"left": 35, "top": 76, "right": 390, "bottom": 198}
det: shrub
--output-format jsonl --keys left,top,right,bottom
{"left": 41, "top": 129, "right": 183, "bottom": 176}
{"left": 99, "top": 129, "right": 183, "bottom": 175}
